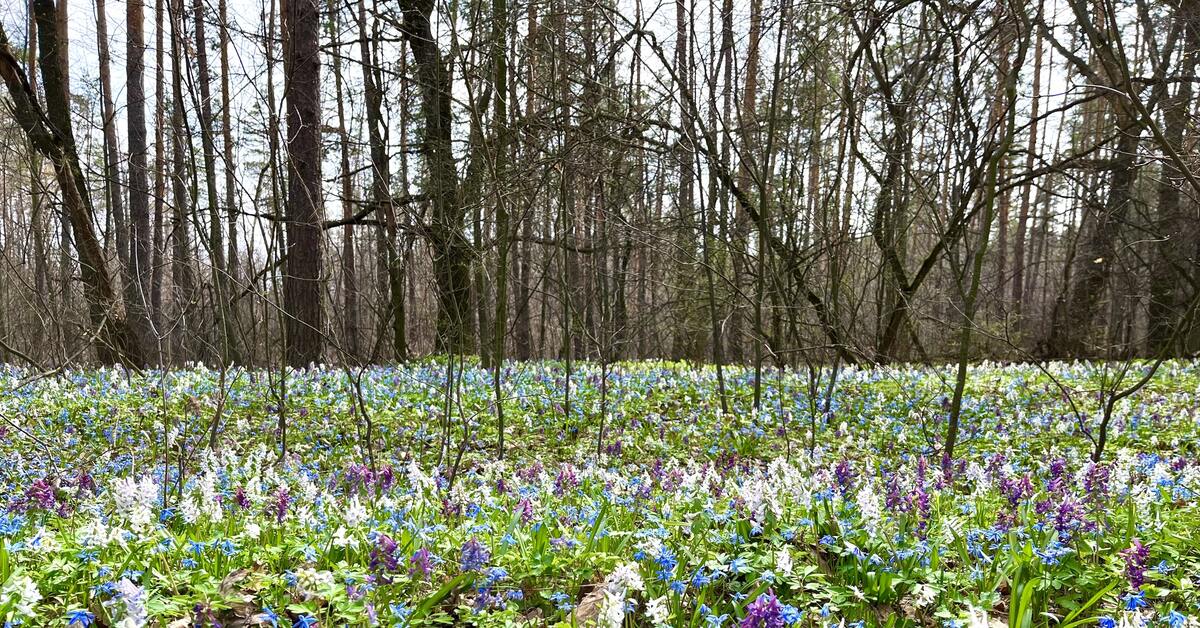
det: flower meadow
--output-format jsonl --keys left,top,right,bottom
{"left": 0, "top": 360, "right": 1198, "bottom": 627}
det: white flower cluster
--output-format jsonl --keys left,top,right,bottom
{"left": 1, "top": 574, "right": 41, "bottom": 618}
{"left": 597, "top": 562, "right": 645, "bottom": 628}
{"left": 112, "top": 476, "right": 160, "bottom": 531}
{"left": 108, "top": 578, "right": 148, "bottom": 628}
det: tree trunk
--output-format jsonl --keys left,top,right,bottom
{"left": 1148, "top": 0, "right": 1199, "bottom": 355}
{"left": 399, "top": 0, "right": 471, "bottom": 354}
{"left": 127, "top": 0, "right": 158, "bottom": 363}
{"left": 282, "top": 0, "right": 325, "bottom": 366}
{"left": 329, "top": 0, "right": 360, "bottom": 361}
{"left": 0, "top": 0, "right": 139, "bottom": 365}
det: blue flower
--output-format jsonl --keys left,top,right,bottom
{"left": 549, "top": 591, "right": 574, "bottom": 611}
{"left": 66, "top": 610, "right": 95, "bottom": 627}
{"left": 390, "top": 602, "right": 413, "bottom": 620}
{"left": 1096, "top": 617, "right": 1115, "bottom": 628}
{"left": 1123, "top": 590, "right": 1148, "bottom": 611}
{"left": 260, "top": 607, "right": 281, "bottom": 627}
{"left": 1166, "top": 611, "right": 1188, "bottom": 628}
{"left": 705, "top": 614, "right": 729, "bottom": 627}
{"left": 293, "top": 616, "right": 318, "bottom": 628}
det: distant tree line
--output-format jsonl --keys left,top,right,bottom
{"left": 0, "top": 0, "right": 1197, "bottom": 370}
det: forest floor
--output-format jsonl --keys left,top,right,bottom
{"left": 0, "top": 360, "right": 1195, "bottom": 627}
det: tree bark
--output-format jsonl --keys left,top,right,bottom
{"left": 399, "top": 0, "right": 471, "bottom": 354}
{"left": 282, "top": 0, "right": 325, "bottom": 365}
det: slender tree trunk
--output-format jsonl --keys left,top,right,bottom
{"left": 169, "top": 0, "right": 197, "bottom": 363}
{"left": 329, "top": 0, "right": 360, "bottom": 361}
{"left": 399, "top": 0, "right": 471, "bottom": 353}
{"left": 1148, "top": 0, "right": 1199, "bottom": 354}
{"left": 95, "top": 0, "right": 127, "bottom": 265}
{"left": 127, "top": 0, "right": 158, "bottom": 363}
{"left": 193, "top": 0, "right": 229, "bottom": 362}
{"left": 151, "top": 0, "right": 167, "bottom": 334}
{"left": 1011, "top": 21, "right": 1044, "bottom": 318}
{"left": 218, "top": 0, "right": 242, "bottom": 362}
{"left": 282, "top": 0, "right": 325, "bottom": 365}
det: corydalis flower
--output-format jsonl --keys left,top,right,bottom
{"left": 1000, "top": 473, "right": 1033, "bottom": 507}
{"left": 1121, "top": 539, "right": 1150, "bottom": 589}
{"left": 460, "top": 538, "right": 490, "bottom": 572}
{"left": 234, "top": 487, "right": 250, "bottom": 510}
{"left": 741, "top": 590, "right": 785, "bottom": 628}
{"left": 1083, "top": 463, "right": 1111, "bottom": 502}
{"left": 110, "top": 578, "right": 147, "bottom": 628}
{"left": 1, "top": 574, "right": 41, "bottom": 617}
{"left": 370, "top": 534, "right": 400, "bottom": 573}
{"left": 269, "top": 488, "right": 290, "bottom": 523}
{"left": 410, "top": 547, "right": 434, "bottom": 577}
{"left": 834, "top": 460, "right": 855, "bottom": 493}
{"left": 555, "top": 466, "right": 579, "bottom": 496}
{"left": 17, "top": 478, "right": 58, "bottom": 513}
{"left": 516, "top": 497, "right": 535, "bottom": 523}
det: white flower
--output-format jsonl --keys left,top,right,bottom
{"left": 597, "top": 589, "right": 627, "bottom": 628}
{"left": 293, "top": 503, "right": 315, "bottom": 528}
{"left": 294, "top": 567, "right": 335, "bottom": 599}
{"left": 243, "top": 522, "right": 262, "bottom": 540}
{"left": 912, "top": 583, "right": 937, "bottom": 608}
{"left": 199, "top": 472, "right": 223, "bottom": 522}
{"left": 646, "top": 595, "right": 670, "bottom": 627}
{"left": 606, "top": 562, "right": 644, "bottom": 594}
{"left": 775, "top": 548, "right": 794, "bottom": 577}
{"left": 855, "top": 484, "right": 882, "bottom": 533}
{"left": 331, "top": 526, "right": 357, "bottom": 549}
{"left": 1117, "top": 610, "right": 1149, "bottom": 628}
{"left": 965, "top": 604, "right": 991, "bottom": 628}
{"left": 77, "top": 517, "right": 111, "bottom": 547}
{"left": 344, "top": 496, "right": 368, "bottom": 528}
{"left": 179, "top": 496, "right": 200, "bottom": 524}
{"left": 941, "top": 515, "right": 964, "bottom": 541}
{"left": 113, "top": 476, "right": 159, "bottom": 531}
{"left": 108, "top": 578, "right": 147, "bottom": 627}
{"left": 30, "top": 528, "right": 58, "bottom": 554}
{"left": 2, "top": 574, "right": 41, "bottom": 617}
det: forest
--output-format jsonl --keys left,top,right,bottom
{"left": 0, "top": 0, "right": 1198, "bottom": 624}
{"left": 0, "top": 0, "right": 1192, "bottom": 369}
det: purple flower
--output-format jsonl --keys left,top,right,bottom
{"left": 1000, "top": 474, "right": 1033, "bottom": 507}
{"left": 885, "top": 472, "right": 908, "bottom": 512}
{"left": 235, "top": 487, "right": 251, "bottom": 510}
{"left": 516, "top": 497, "right": 534, "bottom": 524}
{"left": 74, "top": 470, "right": 97, "bottom": 496}
{"left": 370, "top": 534, "right": 400, "bottom": 573}
{"left": 269, "top": 488, "right": 290, "bottom": 523}
{"left": 834, "top": 460, "right": 855, "bottom": 493}
{"left": 1121, "top": 539, "right": 1149, "bottom": 589}
{"left": 741, "top": 590, "right": 785, "bottom": 628}
{"left": 1083, "top": 463, "right": 1110, "bottom": 502}
{"left": 345, "top": 464, "right": 375, "bottom": 494}
{"left": 409, "top": 547, "right": 434, "bottom": 577}
{"left": 15, "top": 478, "right": 58, "bottom": 513}
{"left": 554, "top": 466, "right": 578, "bottom": 496}
{"left": 460, "top": 538, "right": 491, "bottom": 572}
{"left": 377, "top": 465, "right": 395, "bottom": 491}
{"left": 1054, "top": 498, "right": 1085, "bottom": 537}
